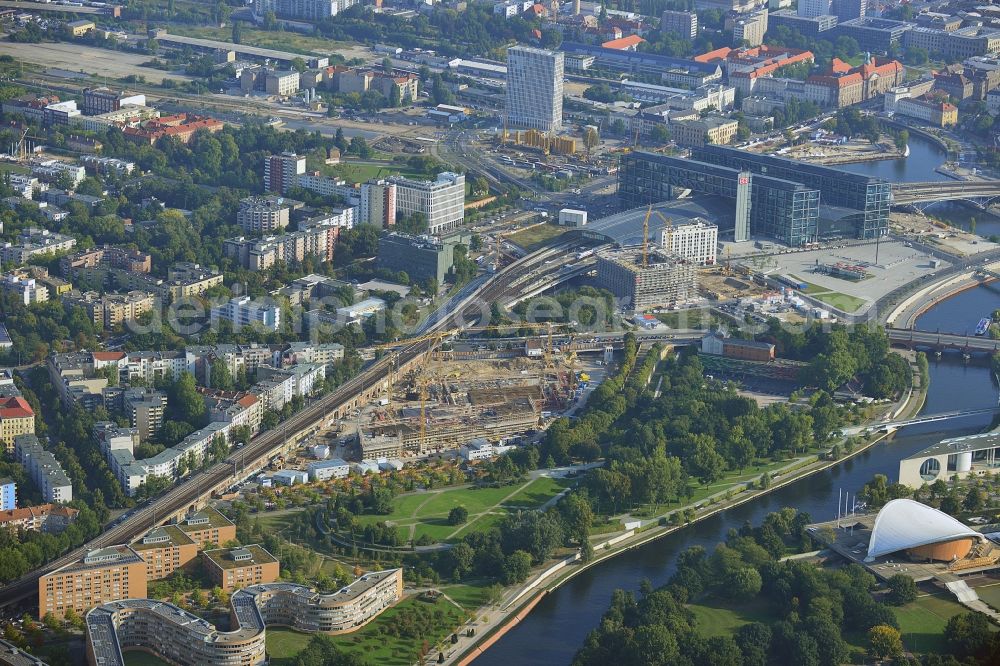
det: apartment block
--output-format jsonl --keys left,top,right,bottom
{"left": 0, "top": 396, "right": 35, "bottom": 452}
{"left": 210, "top": 296, "right": 281, "bottom": 332}
{"left": 0, "top": 228, "right": 76, "bottom": 266}
{"left": 203, "top": 545, "right": 280, "bottom": 591}
{"left": 61, "top": 290, "right": 155, "bottom": 330}
{"left": 61, "top": 245, "right": 152, "bottom": 278}
{"left": 223, "top": 224, "right": 340, "bottom": 271}
{"left": 661, "top": 10, "right": 697, "bottom": 38}
{"left": 359, "top": 179, "right": 396, "bottom": 228}
{"left": 0, "top": 477, "right": 13, "bottom": 511}
{"left": 265, "top": 71, "right": 301, "bottom": 96}
{"left": 15, "top": 434, "right": 71, "bottom": 504}
{"left": 264, "top": 152, "right": 306, "bottom": 195}
{"left": 729, "top": 9, "right": 768, "bottom": 47}
{"left": 234, "top": 569, "right": 403, "bottom": 633}
{"left": 2, "top": 272, "right": 49, "bottom": 305}
{"left": 38, "top": 545, "right": 147, "bottom": 619}
{"left": 237, "top": 196, "right": 292, "bottom": 234}
{"left": 130, "top": 525, "right": 199, "bottom": 580}
{"left": 895, "top": 95, "right": 958, "bottom": 127}
{"left": 0, "top": 503, "right": 78, "bottom": 534}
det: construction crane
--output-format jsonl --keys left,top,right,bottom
{"left": 10, "top": 128, "right": 28, "bottom": 161}
{"left": 653, "top": 210, "right": 672, "bottom": 256}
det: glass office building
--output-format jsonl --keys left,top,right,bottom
{"left": 692, "top": 145, "right": 890, "bottom": 239}
{"left": 619, "top": 151, "right": 820, "bottom": 247}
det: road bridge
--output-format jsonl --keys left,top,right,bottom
{"left": 886, "top": 327, "right": 1000, "bottom": 353}
{"left": 841, "top": 407, "right": 1000, "bottom": 435}
{"left": 0, "top": 241, "right": 583, "bottom": 611}
{"left": 892, "top": 181, "right": 1000, "bottom": 207}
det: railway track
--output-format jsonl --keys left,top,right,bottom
{"left": 0, "top": 242, "right": 575, "bottom": 612}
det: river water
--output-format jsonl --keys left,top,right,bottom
{"left": 476, "top": 135, "right": 1000, "bottom": 666}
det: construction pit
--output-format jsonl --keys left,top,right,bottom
{"left": 345, "top": 353, "right": 605, "bottom": 461}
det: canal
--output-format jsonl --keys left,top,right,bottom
{"left": 476, "top": 137, "right": 1000, "bottom": 666}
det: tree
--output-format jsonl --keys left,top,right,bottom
{"left": 945, "top": 611, "right": 992, "bottom": 657}
{"left": 649, "top": 125, "right": 671, "bottom": 144}
{"left": 724, "top": 567, "right": 762, "bottom": 600}
{"left": 583, "top": 127, "right": 600, "bottom": 156}
{"left": 210, "top": 358, "right": 235, "bottom": 391}
{"left": 501, "top": 550, "right": 532, "bottom": 585}
{"left": 868, "top": 624, "right": 902, "bottom": 661}
{"left": 291, "top": 57, "right": 307, "bottom": 73}
{"left": 232, "top": 20, "right": 242, "bottom": 44}
{"left": 167, "top": 372, "right": 206, "bottom": 428}
{"left": 885, "top": 574, "right": 917, "bottom": 606}
{"left": 447, "top": 506, "right": 469, "bottom": 525}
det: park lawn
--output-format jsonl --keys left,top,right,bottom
{"left": 505, "top": 224, "right": 568, "bottom": 251}
{"left": 686, "top": 596, "right": 774, "bottom": 638}
{"left": 439, "top": 581, "right": 491, "bottom": 611}
{"left": 418, "top": 484, "right": 523, "bottom": 516}
{"left": 266, "top": 627, "right": 314, "bottom": 665}
{"left": 893, "top": 592, "right": 970, "bottom": 654}
{"left": 791, "top": 277, "right": 828, "bottom": 295}
{"left": 123, "top": 652, "right": 173, "bottom": 666}
{"left": 502, "top": 476, "right": 572, "bottom": 509}
{"left": 253, "top": 511, "right": 303, "bottom": 533}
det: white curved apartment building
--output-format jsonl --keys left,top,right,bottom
{"left": 85, "top": 570, "right": 403, "bottom": 666}
{"left": 234, "top": 569, "right": 403, "bottom": 633}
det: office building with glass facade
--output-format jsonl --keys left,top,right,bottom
{"left": 692, "top": 145, "right": 890, "bottom": 239}
{"left": 618, "top": 151, "right": 820, "bottom": 247}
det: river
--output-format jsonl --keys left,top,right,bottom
{"left": 839, "top": 132, "right": 1000, "bottom": 237}
{"left": 475, "top": 136, "right": 1000, "bottom": 666}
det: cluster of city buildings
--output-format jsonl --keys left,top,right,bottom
{"left": 46, "top": 344, "right": 336, "bottom": 495}
{"left": 262, "top": 151, "right": 467, "bottom": 235}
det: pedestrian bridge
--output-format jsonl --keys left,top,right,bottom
{"left": 841, "top": 407, "right": 1000, "bottom": 436}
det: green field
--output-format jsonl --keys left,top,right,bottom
{"left": 893, "top": 592, "right": 969, "bottom": 654}
{"left": 811, "top": 290, "right": 868, "bottom": 313}
{"left": 687, "top": 597, "right": 773, "bottom": 637}
{"left": 267, "top": 597, "right": 469, "bottom": 666}
{"left": 123, "top": 652, "right": 172, "bottom": 666}
{"left": 505, "top": 224, "right": 568, "bottom": 251}
{"left": 0, "top": 163, "right": 29, "bottom": 175}
{"left": 791, "top": 277, "right": 868, "bottom": 313}
{"left": 170, "top": 25, "right": 355, "bottom": 57}
{"left": 354, "top": 476, "right": 572, "bottom": 544}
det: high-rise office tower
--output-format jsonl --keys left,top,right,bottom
{"left": 506, "top": 46, "right": 564, "bottom": 133}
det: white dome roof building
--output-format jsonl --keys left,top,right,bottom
{"left": 865, "top": 499, "right": 982, "bottom": 563}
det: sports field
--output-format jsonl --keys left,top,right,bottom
{"left": 354, "top": 475, "right": 572, "bottom": 543}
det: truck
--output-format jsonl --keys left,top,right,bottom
{"left": 376, "top": 397, "right": 390, "bottom": 406}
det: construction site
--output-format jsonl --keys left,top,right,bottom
{"left": 350, "top": 345, "right": 601, "bottom": 460}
